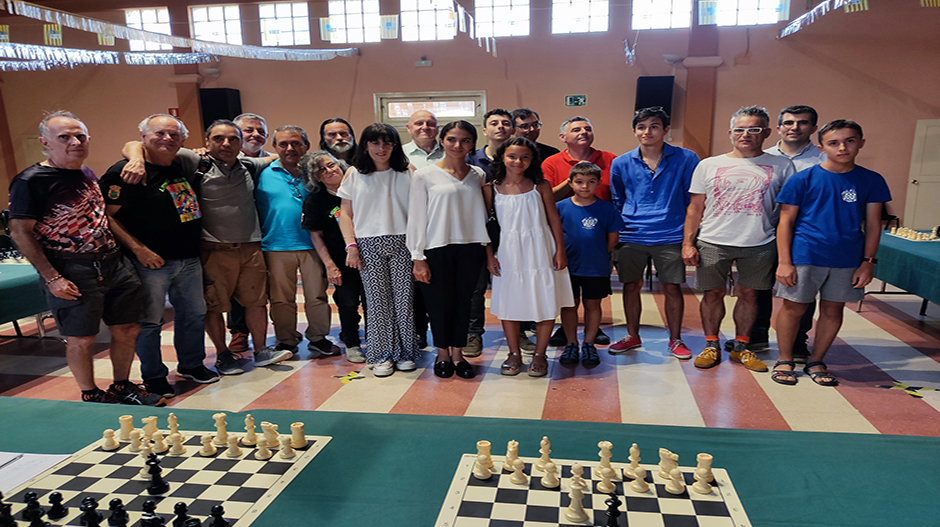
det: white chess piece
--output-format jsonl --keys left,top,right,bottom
{"left": 225, "top": 435, "right": 242, "bottom": 457}
{"left": 254, "top": 439, "right": 273, "bottom": 460}
{"left": 571, "top": 463, "right": 585, "bottom": 480}
{"left": 213, "top": 413, "right": 229, "bottom": 446}
{"left": 658, "top": 448, "right": 678, "bottom": 479}
{"left": 623, "top": 443, "right": 640, "bottom": 480}
{"left": 630, "top": 465, "right": 650, "bottom": 493}
{"left": 243, "top": 415, "right": 258, "bottom": 446}
{"left": 597, "top": 466, "right": 616, "bottom": 494}
{"left": 139, "top": 442, "right": 153, "bottom": 478}
{"left": 152, "top": 430, "right": 168, "bottom": 454}
{"left": 199, "top": 434, "right": 217, "bottom": 457}
{"left": 595, "top": 440, "right": 613, "bottom": 478}
{"left": 540, "top": 462, "right": 560, "bottom": 488}
{"left": 129, "top": 430, "right": 143, "bottom": 452}
{"left": 290, "top": 422, "right": 306, "bottom": 449}
{"left": 278, "top": 437, "right": 296, "bottom": 459}
{"left": 535, "top": 436, "right": 551, "bottom": 471}
{"left": 692, "top": 453, "right": 714, "bottom": 494}
{"left": 167, "top": 413, "right": 183, "bottom": 442}
{"left": 118, "top": 415, "right": 134, "bottom": 441}
{"left": 665, "top": 467, "right": 686, "bottom": 495}
{"left": 503, "top": 440, "right": 519, "bottom": 472}
{"left": 695, "top": 453, "right": 714, "bottom": 483}
{"left": 564, "top": 476, "right": 588, "bottom": 522}
{"left": 473, "top": 454, "right": 491, "bottom": 480}
{"left": 509, "top": 459, "right": 528, "bottom": 485}
{"left": 168, "top": 433, "right": 186, "bottom": 456}
{"left": 476, "top": 440, "right": 494, "bottom": 473}
{"left": 101, "top": 429, "right": 120, "bottom": 451}
{"left": 142, "top": 416, "right": 158, "bottom": 442}
{"left": 262, "top": 422, "right": 279, "bottom": 448}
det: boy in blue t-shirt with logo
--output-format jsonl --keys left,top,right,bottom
{"left": 556, "top": 162, "right": 625, "bottom": 367}
{"left": 773, "top": 120, "right": 891, "bottom": 386}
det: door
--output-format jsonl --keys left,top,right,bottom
{"left": 904, "top": 119, "right": 940, "bottom": 229}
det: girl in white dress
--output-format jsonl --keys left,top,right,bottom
{"left": 485, "top": 137, "right": 574, "bottom": 377}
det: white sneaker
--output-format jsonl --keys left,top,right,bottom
{"left": 254, "top": 346, "right": 292, "bottom": 367}
{"left": 373, "top": 360, "right": 394, "bottom": 377}
{"left": 346, "top": 346, "right": 366, "bottom": 363}
{"left": 395, "top": 360, "right": 417, "bottom": 372}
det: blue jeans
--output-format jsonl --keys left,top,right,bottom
{"left": 133, "top": 257, "right": 207, "bottom": 381}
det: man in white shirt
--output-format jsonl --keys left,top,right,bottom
{"left": 682, "top": 106, "right": 795, "bottom": 372}
{"left": 403, "top": 110, "right": 442, "bottom": 169}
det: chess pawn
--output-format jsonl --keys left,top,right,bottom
{"left": 225, "top": 435, "right": 242, "bottom": 458}
{"left": 290, "top": 422, "right": 306, "bottom": 449}
{"left": 473, "top": 454, "right": 492, "bottom": 480}
{"left": 570, "top": 463, "right": 585, "bottom": 480}
{"left": 535, "top": 436, "right": 551, "bottom": 471}
{"left": 168, "top": 433, "right": 186, "bottom": 456}
{"left": 665, "top": 467, "right": 686, "bottom": 495}
{"left": 152, "top": 430, "right": 169, "bottom": 454}
{"left": 243, "top": 415, "right": 258, "bottom": 446}
{"left": 597, "top": 466, "right": 616, "bottom": 494}
{"left": 564, "top": 476, "right": 588, "bottom": 523}
{"left": 102, "top": 429, "right": 120, "bottom": 451}
{"left": 199, "top": 434, "right": 217, "bottom": 457}
{"left": 118, "top": 415, "right": 135, "bottom": 441}
{"left": 129, "top": 430, "right": 143, "bottom": 452}
{"left": 540, "top": 462, "right": 560, "bottom": 488}
{"left": 213, "top": 413, "right": 229, "bottom": 446}
{"left": 630, "top": 465, "right": 650, "bottom": 493}
{"left": 139, "top": 442, "right": 154, "bottom": 478}
{"left": 47, "top": 491, "right": 68, "bottom": 520}
{"left": 503, "top": 440, "right": 519, "bottom": 472}
{"left": 278, "top": 436, "right": 296, "bottom": 459}
{"left": 509, "top": 458, "right": 528, "bottom": 485}
{"left": 623, "top": 443, "right": 640, "bottom": 480}
{"left": 254, "top": 440, "right": 273, "bottom": 460}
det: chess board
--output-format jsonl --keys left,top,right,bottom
{"left": 436, "top": 454, "right": 751, "bottom": 527}
{"left": 4, "top": 429, "right": 330, "bottom": 526}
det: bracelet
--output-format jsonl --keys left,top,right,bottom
{"left": 45, "top": 274, "right": 64, "bottom": 285}
{"left": 345, "top": 242, "right": 358, "bottom": 252}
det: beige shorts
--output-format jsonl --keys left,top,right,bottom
{"left": 200, "top": 242, "right": 268, "bottom": 313}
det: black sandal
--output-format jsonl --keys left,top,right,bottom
{"left": 771, "top": 360, "right": 797, "bottom": 385}
{"left": 803, "top": 360, "right": 838, "bottom": 386}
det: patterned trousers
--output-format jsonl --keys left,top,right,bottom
{"left": 357, "top": 234, "right": 418, "bottom": 364}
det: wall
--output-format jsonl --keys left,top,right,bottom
{"left": 2, "top": 1, "right": 939, "bottom": 217}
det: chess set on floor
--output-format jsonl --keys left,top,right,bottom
{"left": 0, "top": 413, "right": 331, "bottom": 526}
{"left": 887, "top": 226, "right": 940, "bottom": 241}
{"left": 436, "top": 437, "right": 751, "bottom": 527}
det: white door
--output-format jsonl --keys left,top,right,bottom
{"left": 904, "top": 119, "right": 940, "bottom": 229}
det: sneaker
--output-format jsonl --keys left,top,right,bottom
{"left": 177, "top": 365, "right": 221, "bottom": 384}
{"left": 373, "top": 360, "right": 394, "bottom": 377}
{"left": 519, "top": 334, "right": 536, "bottom": 355}
{"left": 229, "top": 332, "right": 250, "bottom": 352}
{"left": 82, "top": 388, "right": 117, "bottom": 404}
{"left": 559, "top": 343, "right": 580, "bottom": 365}
{"left": 694, "top": 347, "right": 721, "bottom": 369}
{"left": 254, "top": 346, "right": 292, "bottom": 367}
{"left": 309, "top": 338, "right": 341, "bottom": 357}
{"left": 395, "top": 360, "right": 417, "bottom": 372}
{"left": 463, "top": 334, "right": 483, "bottom": 357}
{"left": 668, "top": 339, "right": 692, "bottom": 360}
{"left": 549, "top": 327, "right": 567, "bottom": 347}
{"left": 609, "top": 334, "right": 641, "bottom": 354}
{"left": 144, "top": 377, "right": 175, "bottom": 398}
{"left": 275, "top": 343, "right": 298, "bottom": 353}
{"left": 346, "top": 346, "right": 366, "bottom": 363}
{"left": 215, "top": 351, "right": 244, "bottom": 376}
{"left": 594, "top": 328, "right": 611, "bottom": 345}
{"left": 581, "top": 342, "right": 600, "bottom": 367}
{"left": 108, "top": 383, "right": 167, "bottom": 407}
{"left": 730, "top": 349, "right": 769, "bottom": 372}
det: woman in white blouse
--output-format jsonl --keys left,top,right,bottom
{"left": 407, "top": 121, "right": 490, "bottom": 379}
{"left": 338, "top": 123, "right": 418, "bottom": 378}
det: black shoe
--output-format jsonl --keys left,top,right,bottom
{"left": 559, "top": 343, "right": 580, "bottom": 365}
{"left": 144, "top": 377, "right": 175, "bottom": 399}
{"left": 216, "top": 351, "right": 244, "bottom": 376}
{"left": 417, "top": 333, "right": 429, "bottom": 349}
{"left": 455, "top": 360, "right": 476, "bottom": 379}
{"left": 308, "top": 338, "right": 341, "bottom": 356}
{"left": 108, "top": 383, "right": 167, "bottom": 407}
{"left": 549, "top": 327, "right": 567, "bottom": 347}
{"left": 275, "top": 343, "right": 299, "bottom": 352}
{"left": 434, "top": 360, "right": 455, "bottom": 378}
{"left": 177, "top": 365, "right": 221, "bottom": 384}
{"left": 594, "top": 328, "right": 610, "bottom": 345}
{"left": 581, "top": 343, "right": 600, "bottom": 367}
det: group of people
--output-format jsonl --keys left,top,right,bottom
{"left": 7, "top": 101, "right": 890, "bottom": 407}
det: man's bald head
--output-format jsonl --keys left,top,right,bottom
{"left": 405, "top": 110, "right": 438, "bottom": 151}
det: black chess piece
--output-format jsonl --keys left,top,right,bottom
{"left": 27, "top": 507, "right": 50, "bottom": 527}
{"left": 79, "top": 496, "right": 102, "bottom": 527}
{"left": 604, "top": 492, "right": 622, "bottom": 527}
{"left": 140, "top": 499, "right": 165, "bottom": 527}
{"left": 146, "top": 453, "right": 171, "bottom": 495}
{"left": 206, "top": 504, "right": 229, "bottom": 527}
{"left": 182, "top": 518, "right": 200, "bottom": 527}
{"left": 0, "top": 502, "right": 14, "bottom": 527}
{"left": 47, "top": 491, "right": 68, "bottom": 520}
{"left": 172, "top": 502, "right": 192, "bottom": 527}
{"left": 107, "top": 498, "right": 128, "bottom": 527}
{"left": 21, "top": 498, "right": 44, "bottom": 522}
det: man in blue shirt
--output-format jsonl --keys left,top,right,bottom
{"left": 609, "top": 108, "right": 700, "bottom": 359}
{"left": 256, "top": 126, "right": 339, "bottom": 358}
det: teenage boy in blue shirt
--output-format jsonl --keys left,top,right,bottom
{"left": 772, "top": 120, "right": 891, "bottom": 386}
{"left": 556, "top": 162, "right": 624, "bottom": 367}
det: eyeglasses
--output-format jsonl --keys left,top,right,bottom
{"left": 516, "top": 121, "right": 542, "bottom": 132}
{"left": 731, "top": 127, "right": 767, "bottom": 135}
{"left": 316, "top": 161, "right": 338, "bottom": 174}
{"left": 780, "top": 120, "right": 812, "bottom": 128}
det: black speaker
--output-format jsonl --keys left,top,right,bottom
{"left": 635, "top": 76, "right": 674, "bottom": 118}
{"left": 199, "top": 88, "right": 242, "bottom": 128}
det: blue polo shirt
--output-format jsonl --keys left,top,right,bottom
{"left": 255, "top": 160, "right": 314, "bottom": 252}
{"left": 609, "top": 143, "right": 699, "bottom": 245}
{"left": 466, "top": 146, "right": 493, "bottom": 182}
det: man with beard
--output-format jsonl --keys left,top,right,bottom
{"left": 319, "top": 117, "right": 356, "bottom": 162}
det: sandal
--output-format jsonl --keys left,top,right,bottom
{"left": 528, "top": 353, "right": 548, "bottom": 378}
{"left": 501, "top": 352, "right": 522, "bottom": 376}
{"left": 803, "top": 360, "right": 838, "bottom": 386}
{"left": 771, "top": 360, "right": 797, "bottom": 386}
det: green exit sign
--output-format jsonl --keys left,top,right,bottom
{"left": 565, "top": 95, "right": 587, "bottom": 107}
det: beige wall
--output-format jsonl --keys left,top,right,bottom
{"left": 2, "top": 1, "right": 939, "bottom": 218}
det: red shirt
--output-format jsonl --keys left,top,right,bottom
{"left": 541, "top": 148, "right": 616, "bottom": 201}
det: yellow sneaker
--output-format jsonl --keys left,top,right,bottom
{"left": 694, "top": 347, "right": 721, "bottom": 369}
{"left": 730, "top": 350, "right": 769, "bottom": 372}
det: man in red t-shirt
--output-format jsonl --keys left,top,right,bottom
{"left": 541, "top": 116, "right": 615, "bottom": 202}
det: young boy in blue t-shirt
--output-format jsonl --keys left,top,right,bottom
{"left": 773, "top": 120, "right": 891, "bottom": 386}
{"left": 556, "top": 162, "right": 625, "bottom": 367}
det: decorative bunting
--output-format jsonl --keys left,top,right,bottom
{"left": 124, "top": 52, "right": 218, "bottom": 65}
{"left": 699, "top": 0, "right": 718, "bottom": 25}
{"left": 843, "top": 0, "right": 868, "bottom": 12}
{"left": 97, "top": 33, "right": 114, "bottom": 46}
{"left": 380, "top": 15, "right": 398, "bottom": 39}
{"left": 0, "top": 25, "right": 9, "bottom": 42}
{"left": 777, "top": 0, "right": 791, "bottom": 21}
{"left": 43, "top": 23, "right": 61, "bottom": 46}
{"left": 457, "top": 5, "right": 466, "bottom": 32}
{"left": 779, "top": 0, "right": 861, "bottom": 38}
{"left": 923, "top": 0, "right": 940, "bottom": 6}
{"left": 0, "top": 42, "right": 118, "bottom": 67}
{"left": 318, "top": 17, "right": 332, "bottom": 41}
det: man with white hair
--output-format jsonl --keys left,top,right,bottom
{"left": 402, "top": 110, "right": 443, "bottom": 169}
{"left": 234, "top": 113, "right": 273, "bottom": 158}
{"left": 99, "top": 114, "right": 220, "bottom": 400}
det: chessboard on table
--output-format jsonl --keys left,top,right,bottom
{"left": 3, "top": 429, "right": 331, "bottom": 526}
{"left": 436, "top": 453, "right": 751, "bottom": 527}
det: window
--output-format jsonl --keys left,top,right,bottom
{"left": 632, "top": 0, "right": 692, "bottom": 30}
{"left": 259, "top": 2, "right": 311, "bottom": 46}
{"left": 475, "top": 0, "right": 530, "bottom": 38}
{"left": 551, "top": 0, "right": 609, "bottom": 34}
{"left": 327, "top": 0, "right": 381, "bottom": 44}
{"left": 191, "top": 5, "right": 242, "bottom": 45}
{"left": 375, "top": 91, "right": 486, "bottom": 143}
{"left": 400, "top": 0, "right": 456, "bottom": 42}
{"left": 125, "top": 8, "right": 172, "bottom": 51}
{"left": 715, "top": 0, "right": 788, "bottom": 26}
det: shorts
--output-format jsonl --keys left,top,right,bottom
{"left": 614, "top": 242, "right": 685, "bottom": 284}
{"left": 694, "top": 239, "right": 776, "bottom": 291}
{"left": 200, "top": 242, "right": 268, "bottom": 313}
{"left": 777, "top": 265, "right": 865, "bottom": 304}
{"left": 569, "top": 275, "right": 611, "bottom": 300}
{"left": 41, "top": 252, "right": 143, "bottom": 337}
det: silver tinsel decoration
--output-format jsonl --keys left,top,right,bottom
{"left": 779, "top": 0, "right": 853, "bottom": 38}
{"left": 124, "top": 52, "right": 219, "bottom": 65}
{"left": 0, "top": 42, "right": 119, "bottom": 68}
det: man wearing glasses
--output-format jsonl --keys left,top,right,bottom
{"left": 512, "top": 108, "right": 559, "bottom": 162}
{"left": 255, "top": 126, "right": 339, "bottom": 360}
{"left": 682, "top": 106, "right": 795, "bottom": 372}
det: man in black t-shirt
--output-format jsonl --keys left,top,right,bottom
{"left": 100, "top": 114, "right": 221, "bottom": 398}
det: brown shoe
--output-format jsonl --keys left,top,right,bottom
{"left": 463, "top": 334, "right": 483, "bottom": 357}
{"left": 694, "top": 347, "right": 721, "bottom": 369}
{"left": 730, "top": 349, "right": 769, "bottom": 372}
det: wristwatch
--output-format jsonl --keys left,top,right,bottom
{"left": 862, "top": 257, "right": 878, "bottom": 264}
